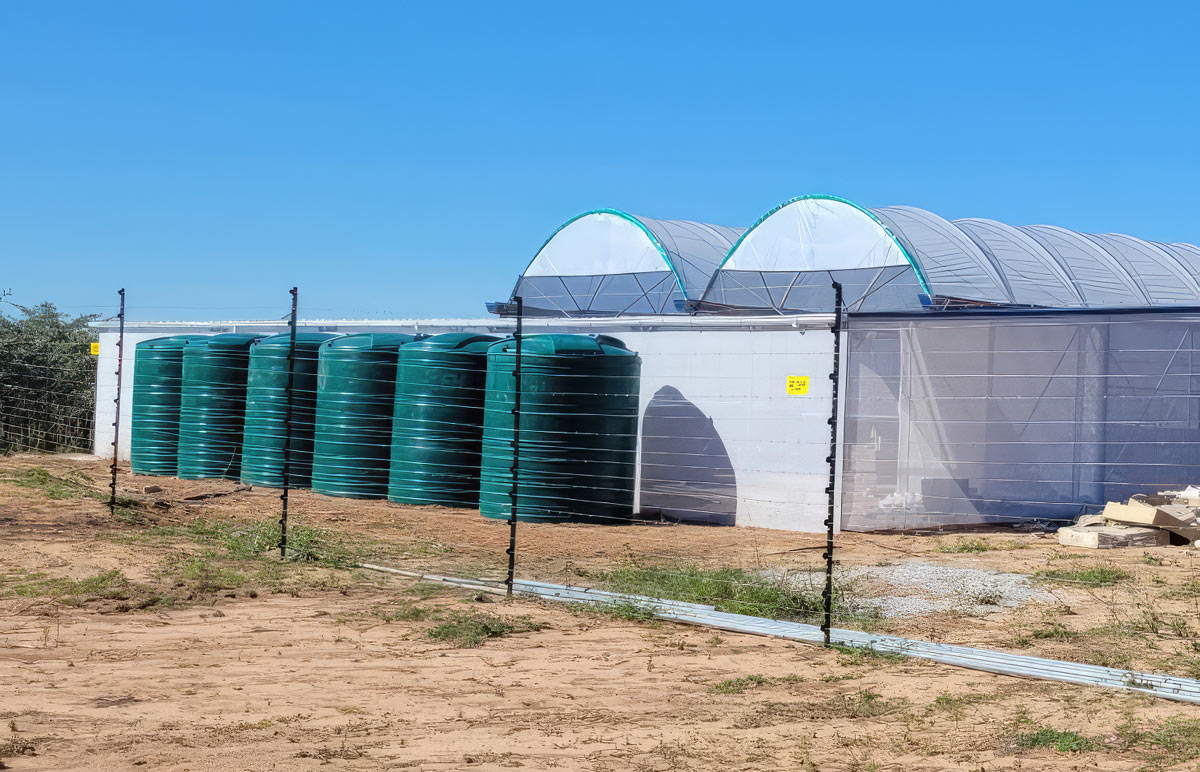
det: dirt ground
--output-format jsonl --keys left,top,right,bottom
{"left": 4, "top": 454, "right": 1200, "bottom": 771}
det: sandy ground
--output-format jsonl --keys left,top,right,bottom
{"left": 77, "top": 454, "right": 1200, "bottom": 674}
{"left": 4, "top": 454, "right": 1200, "bottom": 770}
{"left": 4, "top": 589, "right": 1190, "bottom": 772}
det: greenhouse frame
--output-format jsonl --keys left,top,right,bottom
{"left": 92, "top": 195, "right": 1200, "bottom": 533}
{"left": 508, "top": 209, "right": 745, "bottom": 316}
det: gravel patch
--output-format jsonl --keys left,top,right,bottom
{"left": 844, "top": 561, "right": 1054, "bottom": 618}
{"left": 764, "top": 560, "right": 1054, "bottom": 619}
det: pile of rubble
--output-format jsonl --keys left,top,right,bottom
{"left": 1059, "top": 487, "right": 1200, "bottom": 549}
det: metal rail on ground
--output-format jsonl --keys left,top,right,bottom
{"left": 358, "top": 563, "right": 1200, "bottom": 706}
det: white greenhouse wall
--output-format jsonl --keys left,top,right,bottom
{"left": 616, "top": 328, "right": 834, "bottom": 531}
{"left": 93, "top": 315, "right": 836, "bottom": 533}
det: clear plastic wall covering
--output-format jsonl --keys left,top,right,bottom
{"left": 706, "top": 267, "right": 927, "bottom": 314}
{"left": 840, "top": 310, "right": 1200, "bottom": 530}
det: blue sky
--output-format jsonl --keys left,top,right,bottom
{"left": 2, "top": 1, "right": 1197, "bottom": 321}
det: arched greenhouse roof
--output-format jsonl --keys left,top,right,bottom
{"left": 511, "top": 209, "right": 745, "bottom": 316}
{"left": 702, "top": 195, "right": 1200, "bottom": 313}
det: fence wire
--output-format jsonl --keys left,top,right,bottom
{"left": 12, "top": 292, "right": 1200, "bottom": 683}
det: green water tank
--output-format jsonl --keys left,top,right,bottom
{"left": 388, "top": 333, "right": 499, "bottom": 507}
{"left": 240, "top": 332, "right": 340, "bottom": 488}
{"left": 130, "top": 335, "right": 212, "bottom": 476}
{"left": 479, "top": 334, "right": 641, "bottom": 523}
{"left": 311, "top": 333, "right": 422, "bottom": 498}
{"left": 177, "top": 333, "right": 264, "bottom": 480}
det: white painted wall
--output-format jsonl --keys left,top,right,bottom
{"left": 617, "top": 328, "right": 834, "bottom": 531}
{"left": 93, "top": 315, "right": 836, "bottom": 532}
{"left": 95, "top": 331, "right": 181, "bottom": 466}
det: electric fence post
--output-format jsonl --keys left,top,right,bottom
{"left": 822, "top": 280, "right": 843, "bottom": 647}
{"left": 108, "top": 288, "right": 126, "bottom": 516}
{"left": 505, "top": 296, "right": 523, "bottom": 596}
{"left": 280, "top": 287, "right": 298, "bottom": 559}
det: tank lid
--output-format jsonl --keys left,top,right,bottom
{"left": 254, "top": 332, "right": 341, "bottom": 348}
{"left": 184, "top": 333, "right": 265, "bottom": 353}
{"left": 489, "top": 333, "right": 635, "bottom": 357}
{"left": 136, "top": 334, "right": 213, "bottom": 351}
{"left": 405, "top": 332, "right": 500, "bottom": 354}
{"left": 319, "top": 333, "right": 426, "bottom": 352}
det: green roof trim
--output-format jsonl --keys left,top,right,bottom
{"left": 711, "top": 194, "right": 933, "bottom": 298}
{"left": 519, "top": 208, "right": 690, "bottom": 300}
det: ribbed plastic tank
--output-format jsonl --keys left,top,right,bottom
{"left": 311, "top": 333, "right": 422, "bottom": 498}
{"left": 479, "top": 334, "right": 641, "bottom": 523}
{"left": 177, "top": 333, "right": 264, "bottom": 480}
{"left": 388, "top": 333, "right": 499, "bottom": 507}
{"left": 130, "top": 335, "right": 212, "bottom": 476}
{"left": 240, "top": 332, "right": 340, "bottom": 488}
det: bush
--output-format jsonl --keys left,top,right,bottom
{"left": 427, "top": 612, "right": 545, "bottom": 648}
{"left": 1034, "top": 566, "right": 1129, "bottom": 587}
{"left": 0, "top": 301, "right": 97, "bottom": 454}
{"left": 601, "top": 562, "right": 823, "bottom": 621}
{"left": 1013, "top": 728, "right": 1099, "bottom": 752}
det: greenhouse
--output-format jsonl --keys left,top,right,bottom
{"left": 508, "top": 209, "right": 744, "bottom": 316}
{"left": 94, "top": 194, "right": 1200, "bottom": 534}
{"left": 699, "top": 194, "right": 1200, "bottom": 314}
{"left": 688, "top": 194, "right": 1200, "bottom": 529}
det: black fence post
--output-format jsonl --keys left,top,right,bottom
{"left": 108, "top": 288, "right": 126, "bottom": 516}
{"left": 822, "top": 280, "right": 843, "bottom": 647}
{"left": 280, "top": 287, "right": 298, "bottom": 559}
{"left": 505, "top": 296, "right": 523, "bottom": 596}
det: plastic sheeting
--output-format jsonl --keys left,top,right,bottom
{"left": 513, "top": 210, "right": 744, "bottom": 316}
{"left": 840, "top": 311, "right": 1200, "bottom": 530}
{"left": 705, "top": 266, "right": 926, "bottom": 314}
{"left": 702, "top": 195, "right": 1200, "bottom": 313}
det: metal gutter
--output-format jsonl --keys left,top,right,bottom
{"left": 358, "top": 565, "right": 1200, "bottom": 705}
{"left": 89, "top": 313, "right": 835, "bottom": 334}
{"left": 848, "top": 305, "right": 1200, "bottom": 322}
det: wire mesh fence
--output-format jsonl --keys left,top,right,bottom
{"left": 842, "top": 311, "right": 1200, "bottom": 529}
{"left": 10, "top": 288, "right": 1200, "bottom": 683}
{"left": 0, "top": 301, "right": 99, "bottom": 455}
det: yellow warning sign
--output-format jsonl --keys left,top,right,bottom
{"left": 89, "top": 342, "right": 100, "bottom": 356}
{"left": 786, "top": 375, "right": 809, "bottom": 395}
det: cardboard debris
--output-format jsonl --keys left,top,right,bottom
{"left": 1061, "top": 487, "right": 1200, "bottom": 548}
{"left": 1101, "top": 496, "right": 1194, "bottom": 528}
{"left": 1058, "top": 524, "right": 1170, "bottom": 549}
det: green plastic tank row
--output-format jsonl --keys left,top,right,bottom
{"left": 129, "top": 332, "right": 641, "bottom": 521}
{"left": 479, "top": 335, "right": 641, "bottom": 522}
{"left": 130, "top": 335, "right": 216, "bottom": 476}
{"left": 311, "top": 333, "right": 423, "bottom": 498}
{"left": 389, "top": 333, "right": 499, "bottom": 506}
{"left": 241, "top": 333, "right": 339, "bottom": 487}
{"left": 177, "top": 334, "right": 265, "bottom": 480}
